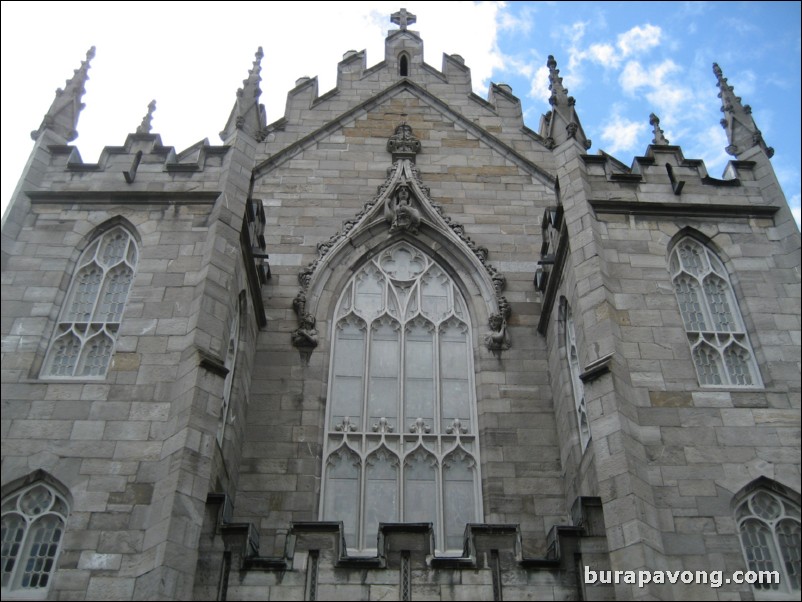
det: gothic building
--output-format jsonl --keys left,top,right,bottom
{"left": 2, "top": 11, "right": 800, "bottom": 601}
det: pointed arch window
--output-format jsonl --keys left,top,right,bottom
{"left": 43, "top": 226, "right": 137, "bottom": 379}
{"left": 669, "top": 237, "right": 761, "bottom": 387}
{"left": 735, "top": 487, "right": 801, "bottom": 598}
{"left": 1, "top": 482, "right": 70, "bottom": 597}
{"left": 564, "top": 304, "right": 590, "bottom": 451}
{"left": 321, "top": 242, "right": 482, "bottom": 554}
{"left": 399, "top": 53, "right": 409, "bottom": 77}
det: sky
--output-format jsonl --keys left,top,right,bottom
{"left": 2, "top": 1, "right": 800, "bottom": 226}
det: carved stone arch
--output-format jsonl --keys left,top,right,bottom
{"left": 666, "top": 225, "right": 732, "bottom": 265}
{"left": 299, "top": 231, "right": 504, "bottom": 362}
{"left": 731, "top": 476, "right": 802, "bottom": 509}
{"left": 730, "top": 477, "right": 801, "bottom": 597}
{"left": 88, "top": 214, "right": 142, "bottom": 243}
{"left": 1, "top": 469, "right": 73, "bottom": 506}
{"left": 31, "top": 218, "right": 140, "bottom": 379}
{"left": 293, "top": 126, "right": 511, "bottom": 356}
{"left": 55, "top": 216, "right": 141, "bottom": 291}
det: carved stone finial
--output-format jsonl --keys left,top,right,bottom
{"left": 713, "top": 62, "right": 773, "bottom": 158}
{"left": 387, "top": 123, "right": 421, "bottom": 159}
{"left": 372, "top": 417, "right": 394, "bottom": 433}
{"left": 409, "top": 418, "right": 431, "bottom": 434}
{"left": 220, "top": 47, "right": 267, "bottom": 141}
{"left": 446, "top": 418, "right": 468, "bottom": 435}
{"left": 547, "top": 55, "right": 569, "bottom": 104}
{"left": 136, "top": 100, "right": 157, "bottom": 135}
{"left": 31, "top": 46, "right": 95, "bottom": 142}
{"left": 649, "top": 113, "right": 669, "bottom": 145}
{"left": 539, "top": 55, "right": 590, "bottom": 151}
{"left": 391, "top": 8, "right": 416, "bottom": 30}
{"left": 335, "top": 417, "right": 358, "bottom": 433}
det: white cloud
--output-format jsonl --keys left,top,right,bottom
{"left": 620, "top": 61, "right": 651, "bottom": 93}
{"left": 619, "top": 59, "right": 689, "bottom": 121}
{"left": 529, "top": 65, "right": 551, "bottom": 102}
{"left": 587, "top": 43, "right": 619, "bottom": 67}
{"left": 617, "top": 24, "right": 662, "bottom": 56}
{"left": 498, "top": 4, "right": 535, "bottom": 34}
{"left": 600, "top": 112, "right": 648, "bottom": 154}
{"left": 567, "top": 24, "right": 663, "bottom": 75}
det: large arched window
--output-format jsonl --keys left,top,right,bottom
{"left": 735, "top": 485, "right": 801, "bottom": 599}
{"left": 668, "top": 236, "right": 760, "bottom": 387}
{"left": 42, "top": 226, "right": 138, "bottom": 379}
{"left": 564, "top": 303, "right": 590, "bottom": 451}
{"left": 1, "top": 482, "right": 70, "bottom": 597}
{"left": 321, "top": 241, "right": 481, "bottom": 554}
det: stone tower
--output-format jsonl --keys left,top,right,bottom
{"left": 2, "top": 11, "right": 799, "bottom": 601}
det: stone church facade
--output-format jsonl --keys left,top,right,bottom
{"left": 2, "top": 11, "right": 800, "bottom": 601}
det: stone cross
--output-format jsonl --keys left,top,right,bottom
{"left": 391, "top": 8, "right": 416, "bottom": 30}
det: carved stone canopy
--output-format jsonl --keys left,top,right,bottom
{"left": 292, "top": 124, "right": 511, "bottom": 354}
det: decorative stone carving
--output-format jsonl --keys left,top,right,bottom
{"left": 292, "top": 123, "right": 512, "bottom": 354}
{"left": 390, "top": 8, "right": 416, "bottom": 30}
{"left": 409, "top": 418, "right": 431, "bottom": 434}
{"left": 386, "top": 123, "right": 421, "bottom": 160}
{"left": 484, "top": 312, "right": 511, "bottom": 353}
{"left": 291, "top": 313, "right": 318, "bottom": 350}
{"left": 384, "top": 184, "right": 421, "bottom": 234}
{"left": 136, "top": 100, "right": 157, "bottom": 135}
{"left": 649, "top": 113, "right": 669, "bottom": 146}
{"left": 446, "top": 418, "right": 468, "bottom": 435}
{"left": 372, "top": 417, "right": 394, "bottom": 433}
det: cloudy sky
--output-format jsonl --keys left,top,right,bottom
{"left": 2, "top": 1, "right": 799, "bottom": 225}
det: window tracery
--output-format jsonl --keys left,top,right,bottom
{"left": 1, "top": 483, "right": 69, "bottom": 597}
{"left": 43, "top": 226, "right": 137, "bottom": 379}
{"left": 669, "top": 237, "right": 760, "bottom": 387}
{"left": 321, "top": 242, "right": 481, "bottom": 553}
{"left": 735, "top": 487, "right": 801, "bottom": 598}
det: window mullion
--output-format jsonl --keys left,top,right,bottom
{"left": 433, "top": 321, "right": 445, "bottom": 548}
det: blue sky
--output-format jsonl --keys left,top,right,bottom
{"left": 2, "top": 1, "right": 799, "bottom": 225}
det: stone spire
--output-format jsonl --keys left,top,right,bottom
{"left": 713, "top": 62, "right": 773, "bottom": 158}
{"left": 547, "top": 55, "right": 570, "bottom": 105}
{"left": 220, "top": 47, "right": 267, "bottom": 142}
{"left": 539, "top": 55, "right": 591, "bottom": 151}
{"left": 649, "top": 113, "right": 669, "bottom": 145}
{"left": 31, "top": 46, "right": 95, "bottom": 142}
{"left": 136, "top": 100, "right": 157, "bottom": 135}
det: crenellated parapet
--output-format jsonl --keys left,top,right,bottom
{"left": 29, "top": 135, "right": 232, "bottom": 198}
{"left": 579, "top": 135, "right": 781, "bottom": 220}
{"left": 261, "top": 12, "right": 544, "bottom": 158}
